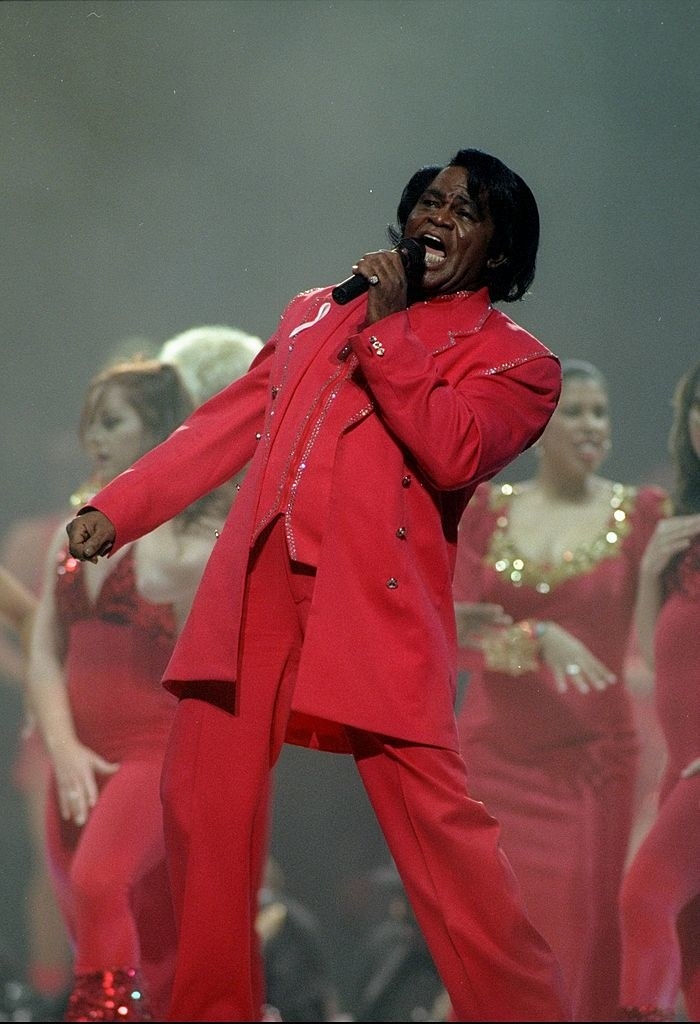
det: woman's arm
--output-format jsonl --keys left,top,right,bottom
{"left": 634, "top": 512, "right": 700, "bottom": 667}
{"left": 26, "top": 525, "right": 118, "bottom": 825}
{"left": 0, "top": 565, "right": 37, "bottom": 659}
{"left": 135, "top": 515, "right": 222, "bottom": 632}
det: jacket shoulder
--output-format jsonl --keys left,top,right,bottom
{"left": 281, "top": 285, "right": 332, "bottom": 315}
{"left": 481, "top": 306, "right": 556, "bottom": 358}
{"left": 461, "top": 307, "right": 559, "bottom": 385}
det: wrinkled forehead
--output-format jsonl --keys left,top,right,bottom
{"left": 429, "top": 165, "right": 471, "bottom": 193}
{"left": 424, "top": 165, "right": 489, "bottom": 216}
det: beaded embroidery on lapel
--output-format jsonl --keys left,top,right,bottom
{"left": 254, "top": 357, "right": 350, "bottom": 552}
{"left": 411, "top": 293, "right": 493, "bottom": 356}
{"left": 254, "top": 291, "right": 367, "bottom": 547}
{"left": 261, "top": 294, "right": 332, "bottom": 445}
{"left": 479, "top": 350, "right": 553, "bottom": 377}
{"left": 288, "top": 300, "right": 331, "bottom": 339}
{"left": 286, "top": 290, "right": 373, "bottom": 429}
{"left": 417, "top": 295, "right": 555, "bottom": 374}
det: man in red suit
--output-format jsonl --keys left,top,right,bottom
{"left": 65, "top": 148, "right": 570, "bottom": 1022}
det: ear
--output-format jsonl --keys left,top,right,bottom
{"left": 486, "top": 252, "right": 507, "bottom": 269}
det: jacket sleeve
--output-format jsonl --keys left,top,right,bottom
{"left": 452, "top": 483, "right": 493, "bottom": 602}
{"left": 348, "top": 309, "right": 560, "bottom": 491}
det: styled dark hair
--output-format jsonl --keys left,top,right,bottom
{"left": 668, "top": 359, "right": 700, "bottom": 515}
{"left": 79, "top": 358, "right": 194, "bottom": 446}
{"left": 389, "top": 148, "right": 540, "bottom": 303}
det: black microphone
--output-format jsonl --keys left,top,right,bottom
{"left": 331, "top": 238, "right": 426, "bottom": 305}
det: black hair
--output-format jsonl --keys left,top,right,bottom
{"left": 668, "top": 359, "right": 700, "bottom": 516}
{"left": 388, "top": 148, "right": 540, "bottom": 303}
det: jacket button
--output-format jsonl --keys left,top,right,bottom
{"left": 396, "top": 526, "right": 407, "bottom": 539}
{"left": 386, "top": 577, "right": 399, "bottom": 589}
{"left": 255, "top": 432, "right": 262, "bottom": 441}
{"left": 271, "top": 386, "right": 279, "bottom": 398}
{"left": 402, "top": 475, "right": 412, "bottom": 488}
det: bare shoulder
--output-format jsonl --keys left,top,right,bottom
{"left": 134, "top": 520, "right": 218, "bottom": 606}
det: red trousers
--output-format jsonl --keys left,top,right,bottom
{"left": 160, "top": 518, "right": 570, "bottom": 1021}
{"left": 46, "top": 756, "right": 177, "bottom": 1020}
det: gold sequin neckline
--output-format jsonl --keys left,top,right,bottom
{"left": 487, "top": 481, "right": 635, "bottom": 592}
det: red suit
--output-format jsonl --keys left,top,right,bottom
{"left": 89, "top": 285, "right": 571, "bottom": 1021}
{"left": 619, "top": 536, "right": 700, "bottom": 1020}
{"left": 46, "top": 545, "right": 179, "bottom": 1019}
{"left": 453, "top": 480, "right": 667, "bottom": 1021}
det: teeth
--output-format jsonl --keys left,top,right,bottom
{"left": 423, "top": 235, "right": 445, "bottom": 251}
{"left": 425, "top": 252, "right": 445, "bottom": 266}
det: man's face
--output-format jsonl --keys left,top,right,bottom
{"left": 404, "top": 165, "right": 499, "bottom": 298}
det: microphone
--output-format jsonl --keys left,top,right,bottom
{"left": 331, "top": 238, "right": 426, "bottom": 305}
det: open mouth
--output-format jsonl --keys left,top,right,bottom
{"left": 576, "top": 441, "right": 603, "bottom": 459}
{"left": 421, "top": 234, "right": 446, "bottom": 266}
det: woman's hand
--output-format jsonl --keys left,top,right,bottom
{"left": 539, "top": 621, "right": 617, "bottom": 694}
{"left": 640, "top": 513, "right": 700, "bottom": 578}
{"left": 51, "top": 738, "right": 120, "bottom": 826}
{"left": 454, "top": 601, "right": 513, "bottom": 649}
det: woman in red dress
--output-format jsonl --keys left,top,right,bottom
{"left": 26, "top": 359, "right": 230, "bottom": 1021}
{"left": 452, "top": 359, "right": 668, "bottom": 1022}
{"left": 619, "top": 359, "right": 700, "bottom": 1022}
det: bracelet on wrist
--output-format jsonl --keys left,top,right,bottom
{"left": 481, "top": 619, "right": 547, "bottom": 676}
{"left": 520, "top": 618, "right": 548, "bottom": 641}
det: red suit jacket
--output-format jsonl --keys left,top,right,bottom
{"left": 90, "top": 286, "right": 560, "bottom": 753}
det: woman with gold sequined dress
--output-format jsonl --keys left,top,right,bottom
{"left": 452, "top": 359, "right": 668, "bottom": 1023}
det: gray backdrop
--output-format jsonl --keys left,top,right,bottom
{"left": 1, "top": 0, "right": 697, "bottom": 1005}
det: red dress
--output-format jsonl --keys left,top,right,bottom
{"left": 619, "top": 536, "right": 700, "bottom": 1020}
{"left": 44, "top": 545, "right": 179, "bottom": 1019}
{"left": 453, "top": 481, "right": 667, "bottom": 1022}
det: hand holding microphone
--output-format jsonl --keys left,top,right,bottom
{"left": 331, "top": 238, "right": 426, "bottom": 305}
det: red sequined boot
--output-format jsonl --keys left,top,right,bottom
{"left": 64, "top": 969, "right": 152, "bottom": 1021}
{"left": 619, "top": 1006, "right": 677, "bottom": 1022}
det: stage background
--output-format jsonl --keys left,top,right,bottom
{"left": 1, "top": 0, "right": 697, "bottom": 1008}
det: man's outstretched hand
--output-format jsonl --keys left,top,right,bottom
{"left": 66, "top": 510, "right": 116, "bottom": 564}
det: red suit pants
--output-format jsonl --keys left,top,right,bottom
{"left": 160, "top": 518, "right": 570, "bottom": 1021}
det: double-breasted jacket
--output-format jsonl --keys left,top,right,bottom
{"left": 91, "top": 285, "right": 560, "bottom": 753}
